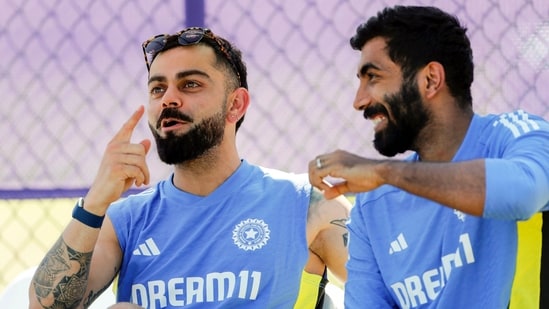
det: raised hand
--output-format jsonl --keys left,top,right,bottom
{"left": 308, "top": 149, "right": 385, "bottom": 199}
{"left": 84, "top": 106, "right": 152, "bottom": 214}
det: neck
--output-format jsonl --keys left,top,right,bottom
{"left": 415, "top": 107, "right": 474, "bottom": 162}
{"left": 171, "top": 142, "right": 242, "bottom": 196}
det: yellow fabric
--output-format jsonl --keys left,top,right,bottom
{"left": 112, "top": 275, "right": 118, "bottom": 294}
{"left": 509, "top": 213, "right": 542, "bottom": 309}
{"left": 294, "top": 271, "right": 322, "bottom": 309}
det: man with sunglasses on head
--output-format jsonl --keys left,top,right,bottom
{"left": 308, "top": 5, "right": 549, "bottom": 309}
{"left": 28, "top": 27, "right": 350, "bottom": 308}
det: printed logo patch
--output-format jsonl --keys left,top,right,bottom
{"left": 389, "top": 232, "right": 408, "bottom": 255}
{"left": 232, "top": 218, "right": 270, "bottom": 251}
{"left": 133, "top": 237, "right": 161, "bottom": 256}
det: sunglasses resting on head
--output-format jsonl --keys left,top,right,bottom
{"left": 141, "top": 27, "right": 242, "bottom": 87}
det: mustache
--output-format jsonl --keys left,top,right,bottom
{"left": 363, "top": 104, "right": 387, "bottom": 119}
{"left": 156, "top": 108, "right": 194, "bottom": 129}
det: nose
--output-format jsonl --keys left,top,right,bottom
{"left": 161, "top": 86, "right": 182, "bottom": 108}
{"left": 353, "top": 82, "right": 372, "bottom": 111}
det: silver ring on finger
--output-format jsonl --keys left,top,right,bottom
{"left": 316, "top": 157, "right": 323, "bottom": 169}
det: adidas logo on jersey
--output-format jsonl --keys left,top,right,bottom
{"left": 389, "top": 233, "right": 408, "bottom": 254}
{"left": 133, "top": 237, "right": 161, "bottom": 256}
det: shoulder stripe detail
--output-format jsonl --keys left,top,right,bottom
{"left": 493, "top": 110, "right": 540, "bottom": 138}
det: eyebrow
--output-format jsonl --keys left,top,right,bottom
{"left": 148, "top": 69, "right": 212, "bottom": 85}
{"left": 357, "top": 62, "right": 381, "bottom": 78}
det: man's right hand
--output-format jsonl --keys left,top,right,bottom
{"left": 84, "top": 106, "right": 151, "bottom": 215}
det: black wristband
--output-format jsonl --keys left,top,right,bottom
{"left": 72, "top": 197, "right": 105, "bottom": 228}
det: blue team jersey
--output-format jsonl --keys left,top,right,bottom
{"left": 345, "top": 110, "right": 549, "bottom": 308}
{"left": 107, "top": 160, "right": 311, "bottom": 308}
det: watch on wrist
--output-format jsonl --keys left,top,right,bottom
{"left": 72, "top": 197, "right": 105, "bottom": 228}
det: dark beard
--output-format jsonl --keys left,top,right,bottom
{"left": 149, "top": 108, "right": 226, "bottom": 165}
{"left": 372, "top": 78, "right": 430, "bottom": 157}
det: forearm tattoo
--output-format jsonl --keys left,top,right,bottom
{"left": 331, "top": 218, "right": 349, "bottom": 247}
{"left": 310, "top": 189, "right": 349, "bottom": 247}
{"left": 82, "top": 283, "right": 111, "bottom": 308}
{"left": 32, "top": 236, "right": 92, "bottom": 308}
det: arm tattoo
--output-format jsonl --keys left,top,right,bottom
{"left": 309, "top": 188, "right": 349, "bottom": 247}
{"left": 32, "top": 236, "right": 93, "bottom": 308}
{"left": 331, "top": 219, "right": 349, "bottom": 247}
{"left": 82, "top": 274, "right": 117, "bottom": 308}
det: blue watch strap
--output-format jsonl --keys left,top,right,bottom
{"left": 72, "top": 197, "right": 105, "bottom": 228}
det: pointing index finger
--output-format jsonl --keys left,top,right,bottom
{"left": 113, "top": 105, "right": 145, "bottom": 142}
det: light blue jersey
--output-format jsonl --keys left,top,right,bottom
{"left": 108, "top": 160, "right": 311, "bottom": 308}
{"left": 345, "top": 110, "right": 549, "bottom": 308}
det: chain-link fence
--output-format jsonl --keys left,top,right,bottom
{"left": 1, "top": 0, "right": 548, "bottom": 291}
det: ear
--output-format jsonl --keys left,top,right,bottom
{"left": 226, "top": 87, "right": 250, "bottom": 124}
{"left": 420, "top": 61, "right": 445, "bottom": 99}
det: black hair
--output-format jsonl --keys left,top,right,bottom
{"left": 156, "top": 32, "right": 248, "bottom": 131}
{"left": 350, "top": 5, "right": 474, "bottom": 108}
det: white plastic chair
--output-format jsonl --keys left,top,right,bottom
{"left": 0, "top": 266, "right": 116, "bottom": 308}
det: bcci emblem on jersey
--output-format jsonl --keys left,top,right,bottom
{"left": 232, "top": 218, "right": 270, "bottom": 251}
